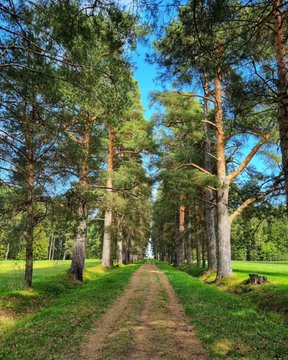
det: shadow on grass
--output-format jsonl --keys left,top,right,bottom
{"left": 233, "top": 268, "right": 288, "bottom": 278}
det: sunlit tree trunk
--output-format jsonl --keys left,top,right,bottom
{"left": 102, "top": 130, "right": 114, "bottom": 268}
{"left": 48, "top": 234, "right": 55, "bottom": 260}
{"left": 215, "top": 68, "right": 232, "bottom": 280}
{"left": 274, "top": 0, "right": 288, "bottom": 206}
{"left": 177, "top": 205, "right": 185, "bottom": 265}
{"left": 203, "top": 77, "right": 217, "bottom": 269}
{"left": 5, "top": 243, "right": 10, "bottom": 260}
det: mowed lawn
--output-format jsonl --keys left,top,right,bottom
{"left": 0, "top": 259, "right": 100, "bottom": 292}
{"left": 0, "top": 259, "right": 141, "bottom": 360}
{"left": 0, "top": 259, "right": 101, "bottom": 335}
{"left": 232, "top": 260, "right": 288, "bottom": 284}
{"left": 183, "top": 260, "right": 288, "bottom": 325}
{"left": 231, "top": 261, "right": 288, "bottom": 318}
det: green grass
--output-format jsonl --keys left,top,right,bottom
{"left": 0, "top": 259, "right": 101, "bottom": 323}
{"left": 156, "top": 261, "right": 288, "bottom": 359}
{"left": 231, "top": 261, "right": 288, "bottom": 318}
{"left": 0, "top": 260, "right": 141, "bottom": 360}
{"left": 184, "top": 261, "right": 288, "bottom": 318}
{"left": 232, "top": 261, "right": 288, "bottom": 284}
{"left": 0, "top": 259, "right": 100, "bottom": 292}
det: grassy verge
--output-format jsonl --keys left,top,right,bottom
{"left": 0, "top": 260, "right": 100, "bottom": 322}
{"left": 157, "top": 261, "right": 288, "bottom": 359}
{"left": 180, "top": 261, "right": 288, "bottom": 319}
{"left": 0, "top": 260, "right": 141, "bottom": 360}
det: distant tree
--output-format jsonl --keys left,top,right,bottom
{"left": 151, "top": 91, "right": 217, "bottom": 266}
{"left": 102, "top": 82, "right": 152, "bottom": 267}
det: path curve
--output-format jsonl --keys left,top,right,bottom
{"left": 74, "top": 263, "right": 209, "bottom": 360}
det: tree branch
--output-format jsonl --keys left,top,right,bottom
{"left": 173, "top": 162, "right": 213, "bottom": 176}
{"left": 201, "top": 120, "right": 218, "bottom": 130}
{"left": 64, "top": 131, "right": 83, "bottom": 145}
{"left": 177, "top": 91, "right": 216, "bottom": 104}
{"left": 230, "top": 182, "right": 282, "bottom": 222}
{"left": 227, "top": 134, "right": 272, "bottom": 183}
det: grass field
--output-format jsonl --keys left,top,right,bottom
{"left": 157, "top": 261, "right": 288, "bottom": 359}
{"left": 0, "top": 259, "right": 141, "bottom": 360}
{"left": 0, "top": 259, "right": 100, "bottom": 292}
{"left": 232, "top": 261, "right": 288, "bottom": 284}
{"left": 181, "top": 260, "right": 288, "bottom": 321}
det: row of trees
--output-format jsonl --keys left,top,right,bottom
{"left": 151, "top": 0, "right": 287, "bottom": 279}
{"left": 1, "top": 0, "right": 287, "bottom": 288}
{"left": 0, "top": 0, "right": 151, "bottom": 287}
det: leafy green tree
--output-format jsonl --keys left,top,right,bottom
{"left": 43, "top": 1, "right": 140, "bottom": 278}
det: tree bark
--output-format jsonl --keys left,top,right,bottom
{"left": 203, "top": 77, "right": 217, "bottom": 269}
{"left": 70, "top": 123, "right": 90, "bottom": 281}
{"left": 196, "top": 236, "right": 201, "bottom": 267}
{"left": 48, "top": 237, "right": 52, "bottom": 260}
{"left": 176, "top": 205, "right": 185, "bottom": 265}
{"left": 5, "top": 243, "right": 10, "bottom": 260}
{"left": 117, "top": 218, "right": 123, "bottom": 264}
{"left": 215, "top": 68, "right": 232, "bottom": 279}
{"left": 102, "top": 130, "right": 114, "bottom": 268}
{"left": 24, "top": 156, "right": 35, "bottom": 288}
{"left": 51, "top": 236, "right": 55, "bottom": 260}
{"left": 49, "top": 235, "right": 55, "bottom": 260}
{"left": 202, "top": 234, "right": 206, "bottom": 268}
{"left": 71, "top": 203, "right": 87, "bottom": 281}
{"left": 186, "top": 216, "right": 193, "bottom": 265}
{"left": 274, "top": 0, "right": 288, "bottom": 206}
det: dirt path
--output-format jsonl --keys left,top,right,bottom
{"left": 75, "top": 263, "right": 209, "bottom": 360}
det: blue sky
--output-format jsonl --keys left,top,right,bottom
{"left": 132, "top": 42, "right": 163, "bottom": 120}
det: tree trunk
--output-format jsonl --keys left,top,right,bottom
{"left": 202, "top": 234, "right": 206, "bottom": 268}
{"left": 48, "top": 238, "right": 52, "bottom": 260}
{"left": 71, "top": 202, "right": 87, "bottom": 281}
{"left": 48, "top": 235, "right": 55, "bottom": 260}
{"left": 51, "top": 235, "right": 55, "bottom": 260}
{"left": 274, "top": 0, "right": 288, "bottom": 206}
{"left": 177, "top": 205, "right": 185, "bottom": 265}
{"left": 117, "top": 218, "right": 123, "bottom": 264}
{"left": 70, "top": 123, "right": 90, "bottom": 281}
{"left": 24, "top": 157, "right": 35, "bottom": 288}
{"left": 214, "top": 68, "right": 232, "bottom": 279}
{"left": 186, "top": 218, "right": 193, "bottom": 265}
{"left": 5, "top": 243, "right": 10, "bottom": 260}
{"left": 217, "top": 186, "right": 232, "bottom": 278}
{"left": 203, "top": 77, "right": 217, "bottom": 269}
{"left": 102, "top": 130, "right": 114, "bottom": 268}
{"left": 196, "top": 236, "right": 201, "bottom": 267}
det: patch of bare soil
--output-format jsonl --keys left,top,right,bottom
{"left": 73, "top": 263, "right": 209, "bottom": 360}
